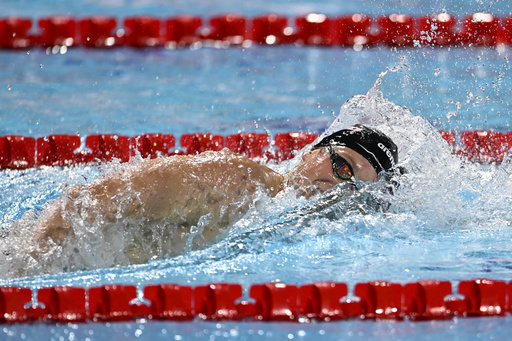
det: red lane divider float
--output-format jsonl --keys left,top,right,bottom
{"left": 0, "top": 136, "right": 36, "bottom": 169}
{"left": 1, "top": 130, "right": 511, "bottom": 170}
{"left": 0, "top": 279, "right": 510, "bottom": 323}
{"left": 79, "top": 16, "right": 118, "bottom": 48}
{"left": 1, "top": 12, "right": 512, "bottom": 50}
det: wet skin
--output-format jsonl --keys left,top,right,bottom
{"left": 30, "top": 146, "right": 379, "bottom": 262}
{"left": 284, "top": 146, "right": 378, "bottom": 198}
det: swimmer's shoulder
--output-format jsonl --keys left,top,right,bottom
{"left": 215, "top": 149, "right": 283, "bottom": 194}
{"left": 189, "top": 148, "right": 257, "bottom": 165}
{"left": 129, "top": 149, "right": 251, "bottom": 172}
{"left": 137, "top": 148, "right": 271, "bottom": 173}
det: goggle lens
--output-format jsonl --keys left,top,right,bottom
{"left": 328, "top": 145, "right": 354, "bottom": 181}
{"left": 335, "top": 164, "right": 353, "bottom": 180}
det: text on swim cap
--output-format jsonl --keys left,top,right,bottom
{"left": 377, "top": 142, "right": 396, "bottom": 168}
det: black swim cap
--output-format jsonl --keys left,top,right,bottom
{"left": 314, "top": 124, "right": 398, "bottom": 174}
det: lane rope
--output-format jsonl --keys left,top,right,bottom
{"left": 0, "top": 279, "right": 509, "bottom": 323}
{"left": 0, "top": 12, "right": 509, "bottom": 50}
{"left": 0, "top": 130, "right": 509, "bottom": 169}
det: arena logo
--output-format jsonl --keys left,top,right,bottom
{"left": 377, "top": 142, "right": 395, "bottom": 168}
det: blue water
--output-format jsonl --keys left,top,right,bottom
{"left": 2, "top": 46, "right": 512, "bottom": 137}
{"left": 3, "top": 317, "right": 512, "bottom": 340}
{"left": 3, "top": 0, "right": 512, "bottom": 340}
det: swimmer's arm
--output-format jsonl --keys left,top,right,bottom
{"left": 33, "top": 151, "right": 283, "bottom": 247}
{"left": 32, "top": 175, "right": 129, "bottom": 248}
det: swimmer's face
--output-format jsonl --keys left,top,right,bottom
{"left": 287, "top": 145, "right": 378, "bottom": 198}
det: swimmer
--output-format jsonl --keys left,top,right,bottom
{"left": 29, "top": 124, "right": 399, "bottom": 263}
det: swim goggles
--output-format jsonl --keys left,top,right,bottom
{"left": 328, "top": 144, "right": 355, "bottom": 181}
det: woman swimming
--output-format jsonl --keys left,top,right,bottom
{"left": 24, "top": 124, "right": 399, "bottom": 269}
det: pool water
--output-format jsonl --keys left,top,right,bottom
{"left": 3, "top": 317, "right": 512, "bottom": 340}
{"left": 2, "top": 45, "right": 512, "bottom": 137}
{"left": 2, "top": 0, "right": 512, "bottom": 340}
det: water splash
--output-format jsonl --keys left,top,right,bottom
{"left": 2, "top": 70, "right": 512, "bottom": 285}
{"left": 322, "top": 68, "right": 512, "bottom": 231}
